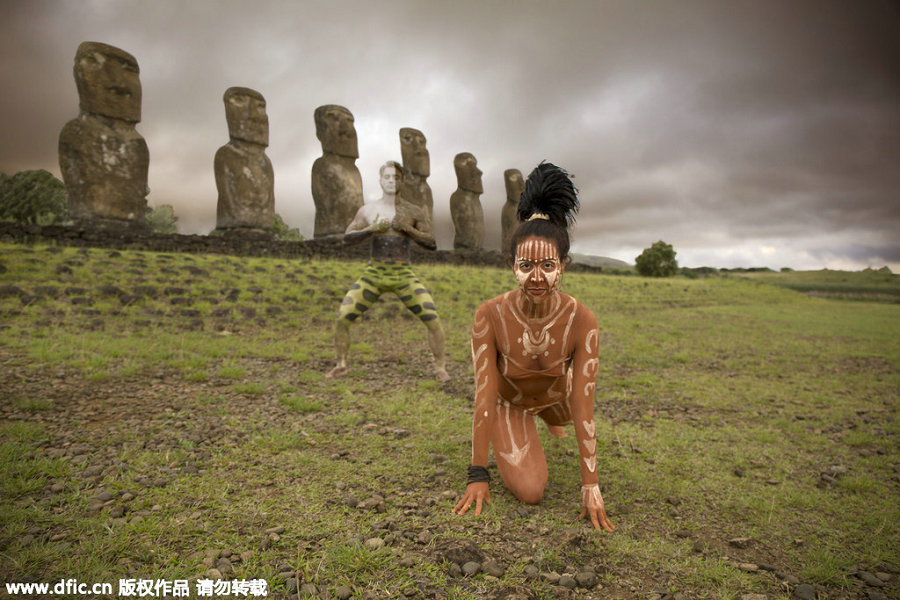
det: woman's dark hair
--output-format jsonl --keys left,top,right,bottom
{"left": 507, "top": 162, "right": 579, "bottom": 264}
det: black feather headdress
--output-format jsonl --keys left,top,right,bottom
{"left": 517, "top": 162, "right": 579, "bottom": 228}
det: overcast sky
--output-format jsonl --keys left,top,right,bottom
{"left": 2, "top": 0, "right": 898, "bottom": 270}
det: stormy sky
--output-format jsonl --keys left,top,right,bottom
{"left": 2, "top": 0, "right": 898, "bottom": 270}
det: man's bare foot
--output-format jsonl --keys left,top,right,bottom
{"left": 547, "top": 425, "right": 567, "bottom": 438}
{"left": 325, "top": 365, "right": 348, "bottom": 379}
{"left": 435, "top": 367, "right": 451, "bottom": 382}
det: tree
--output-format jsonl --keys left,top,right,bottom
{"left": 635, "top": 240, "right": 679, "bottom": 277}
{"left": 146, "top": 204, "right": 178, "bottom": 233}
{"left": 273, "top": 213, "right": 303, "bottom": 241}
{"left": 0, "top": 170, "right": 68, "bottom": 225}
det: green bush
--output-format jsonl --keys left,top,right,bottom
{"left": 0, "top": 170, "right": 67, "bottom": 225}
{"left": 635, "top": 240, "right": 678, "bottom": 277}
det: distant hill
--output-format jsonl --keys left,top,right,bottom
{"left": 570, "top": 252, "right": 632, "bottom": 269}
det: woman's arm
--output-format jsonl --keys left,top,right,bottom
{"left": 453, "top": 302, "right": 499, "bottom": 517}
{"left": 569, "top": 305, "right": 614, "bottom": 532}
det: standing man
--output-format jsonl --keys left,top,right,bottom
{"left": 326, "top": 161, "right": 451, "bottom": 382}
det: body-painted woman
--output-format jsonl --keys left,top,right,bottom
{"left": 452, "top": 162, "right": 614, "bottom": 532}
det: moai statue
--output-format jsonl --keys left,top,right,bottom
{"left": 58, "top": 41, "right": 149, "bottom": 230}
{"left": 399, "top": 127, "right": 433, "bottom": 225}
{"left": 214, "top": 87, "right": 274, "bottom": 235}
{"left": 502, "top": 168, "right": 525, "bottom": 253}
{"left": 311, "top": 105, "right": 363, "bottom": 238}
{"left": 450, "top": 152, "right": 484, "bottom": 251}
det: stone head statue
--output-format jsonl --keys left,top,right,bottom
{"left": 400, "top": 127, "right": 429, "bottom": 177}
{"left": 501, "top": 169, "right": 524, "bottom": 252}
{"left": 454, "top": 152, "right": 483, "bottom": 194}
{"left": 504, "top": 169, "right": 524, "bottom": 205}
{"left": 74, "top": 41, "right": 142, "bottom": 123}
{"left": 315, "top": 104, "right": 358, "bottom": 158}
{"left": 224, "top": 86, "right": 268, "bottom": 147}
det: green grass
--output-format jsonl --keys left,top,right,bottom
{"left": 0, "top": 242, "right": 897, "bottom": 599}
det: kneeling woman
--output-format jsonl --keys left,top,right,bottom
{"left": 453, "top": 162, "right": 614, "bottom": 532}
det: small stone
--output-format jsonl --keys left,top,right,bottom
{"left": 775, "top": 571, "right": 800, "bottom": 585}
{"left": 96, "top": 490, "right": 114, "bottom": 502}
{"left": 875, "top": 572, "right": 890, "bottom": 581}
{"left": 284, "top": 578, "right": 298, "bottom": 594}
{"left": 299, "top": 583, "right": 318, "bottom": 596}
{"left": 558, "top": 575, "right": 577, "bottom": 589}
{"left": 740, "top": 594, "right": 767, "bottom": 600}
{"left": 462, "top": 561, "right": 481, "bottom": 576}
{"left": 524, "top": 565, "right": 540, "bottom": 579}
{"left": 416, "top": 530, "right": 433, "bottom": 545}
{"left": 542, "top": 571, "right": 561, "bottom": 584}
{"left": 575, "top": 571, "right": 597, "bottom": 589}
{"left": 108, "top": 506, "right": 125, "bottom": 518}
{"left": 335, "top": 585, "right": 353, "bottom": 600}
{"left": 858, "top": 571, "right": 886, "bottom": 587}
{"left": 728, "top": 537, "right": 751, "bottom": 548}
{"left": 793, "top": 583, "right": 815, "bottom": 600}
{"left": 483, "top": 560, "right": 505, "bottom": 577}
{"left": 365, "top": 537, "right": 385, "bottom": 550}
{"left": 866, "top": 593, "right": 887, "bottom": 600}
{"left": 739, "top": 563, "right": 759, "bottom": 572}
{"left": 205, "top": 568, "right": 223, "bottom": 580}
{"left": 265, "top": 526, "right": 285, "bottom": 535}
{"left": 215, "top": 558, "right": 233, "bottom": 574}
{"left": 50, "top": 482, "right": 66, "bottom": 493}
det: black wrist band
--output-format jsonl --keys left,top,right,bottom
{"left": 467, "top": 465, "right": 490, "bottom": 485}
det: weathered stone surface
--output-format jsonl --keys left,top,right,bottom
{"left": 450, "top": 152, "right": 484, "bottom": 251}
{"left": 501, "top": 168, "right": 524, "bottom": 253}
{"left": 59, "top": 41, "right": 149, "bottom": 231}
{"left": 399, "top": 127, "right": 433, "bottom": 225}
{"left": 311, "top": 105, "right": 363, "bottom": 239}
{"left": 214, "top": 87, "right": 274, "bottom": 234}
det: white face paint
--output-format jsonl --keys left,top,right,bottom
{"left": 514, "top": 237, "right": 562, "bottom": 303}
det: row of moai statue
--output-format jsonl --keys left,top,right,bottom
{"left": 57, "top": 41, "right": 525, "bottom": 250}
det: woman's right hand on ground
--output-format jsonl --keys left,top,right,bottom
{"left": 452, "top": 482, "right": 491, "bottom": 517}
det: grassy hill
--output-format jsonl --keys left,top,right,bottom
{"left": 1, "top": 242, "right": 897, "bottom": 599}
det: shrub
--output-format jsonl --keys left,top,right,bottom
{"left": 635, "top": 240, "right": 678, "bottom": 277}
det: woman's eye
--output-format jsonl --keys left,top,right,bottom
{"left": 518, "top": 263, "right": 532, "bottom": 271}
{"left": 543, "top": 262, "right": 556, "bottom": 270}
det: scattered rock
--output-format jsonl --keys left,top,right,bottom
{"left": 575, "top": 570, "right": 597, "bottom": 589}
{"left": 558, "top": 575, "right": 577, "bottom": 589}
{"left": 728, "top": 536, "right": 752, "bottom": 549}
{"left": 793, "top": 583, "right": 815, "bottom": 600}
{"left": 335, "top": 585, "right": 352, "bottom": 599}
{"left": 462, "top": 561, "right": 481, "bottom": 576}
{"left": 740, "top": 594, "right": 767, "bottom": 600}
{"left": 857, "top": 571, "right": 886, "bottom": 587}
{"left": 483, "top": 560, "right": 505, "bottom": 578}
{"left": 433, "top": 539, "right": 485, "bottom": 566}
{"left": 365, "top": 537, "right": 385, "bottom": 551}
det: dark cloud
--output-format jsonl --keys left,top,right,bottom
{"left": 1, "top": 0, "right": 898, "bottom": 270}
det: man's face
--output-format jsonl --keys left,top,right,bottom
{"left": 400, "top": 128, "right": 429, "bottom": 176}
{"left": 75, "top": 43, "right": 142, "bottom": 123}
{"left": 316, "top": 106, "right": 359, "bottom": 158}
{"left": 226, "top": 91, "right": 268, "bottom": 146}
{"left": 513, "top": 236, "right": 563, "bottom": 303}
{"left": 380, "top": 165, "right": 400, "bottom": 195}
